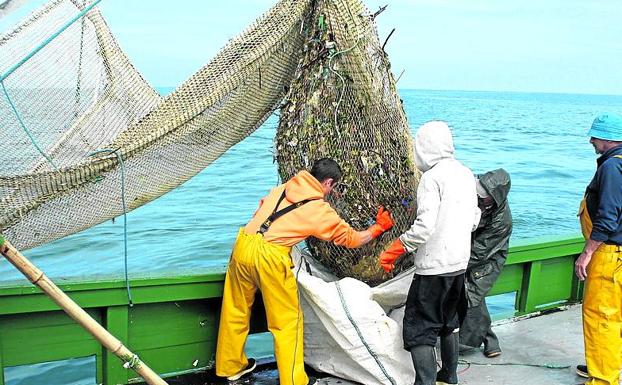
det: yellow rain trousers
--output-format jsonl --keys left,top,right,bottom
{"left": 580, "top": 199, "right": 622, "bottom": 385}
{"left": 215, "top": 228, "right": 308, "bottom": 385}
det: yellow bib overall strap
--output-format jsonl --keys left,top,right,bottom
{"left": 578, "top": 198, "right": 592, "bottom": 241}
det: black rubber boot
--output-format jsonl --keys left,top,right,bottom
{"left": 410, "top": 345, "right": 437, "bottom": 385}
{"left": 436, "top": 332, "right": 459, "bottom": 385}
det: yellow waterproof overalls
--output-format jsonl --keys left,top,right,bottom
{"left": 216, "top": 192, "right": 313, "bottom": 385}
{"left": 579, "top": 160, "right": 622, "bottom": 385}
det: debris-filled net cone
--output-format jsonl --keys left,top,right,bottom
{"left": 276, "top": 0, "right": 420, "bottom": 285}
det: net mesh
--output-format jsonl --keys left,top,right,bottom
{"left": 276, "top": 0, "right": 419, "bottom": 285}
{"left": 0, "top": 0, "right": 417, "bottom": 285}
{"left": 0, "top": 0, "right": 311, "bottom": 250}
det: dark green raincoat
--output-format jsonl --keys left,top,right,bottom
{"left": 460, "top": 168, "right": 512, "bottom": 352}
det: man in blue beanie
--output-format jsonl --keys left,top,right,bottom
{"left": 575, "top": 112, "right": 622, "bottom": 385}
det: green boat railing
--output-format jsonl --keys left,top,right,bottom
{"left": 0, "top": 235, "right": 585, "bottom": 385}
{"left": 489, "top": 235, "right": 584, "bottom": 314}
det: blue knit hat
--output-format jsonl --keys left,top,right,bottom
{"left": 588, "top": 113, "right": 622, "bottom": 141}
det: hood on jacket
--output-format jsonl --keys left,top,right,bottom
{"left": 414, "top": 121, "right": 455, "bottom": 172}
{"left": 284, "top": 170, "right": 325, "bottom": 202}
{"left": 478, "top": 168, "right": 511, "bottom": 207}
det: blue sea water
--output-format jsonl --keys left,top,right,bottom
{"left": 1, "top": 89, "right": 622, "bottom": 384}
{"left": 1, "top": 89, "right": 620, "bottom": 285}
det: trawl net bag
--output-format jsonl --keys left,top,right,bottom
{"left": 276, "top": 0, "right": 419, "bottom": 285}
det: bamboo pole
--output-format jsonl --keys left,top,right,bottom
{"left": 0, "top": 235, "right": 168, "bottom": 385}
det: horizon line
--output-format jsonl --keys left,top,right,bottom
{"left": 153, "top": 85, "right": 622, "bottom": 98}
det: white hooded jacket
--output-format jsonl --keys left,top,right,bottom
{"left": 400, "top": 121, "right": 480, "bottom": 275}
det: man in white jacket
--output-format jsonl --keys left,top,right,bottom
{"left": 378, "top": 121, "right": 480, "bottom": 385}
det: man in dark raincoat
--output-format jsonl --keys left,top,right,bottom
{"left": 459, "top": 168, "right": 512, "bottom": 358}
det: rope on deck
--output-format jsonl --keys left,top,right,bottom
{"left": 458, "top": 359, "right": 571, "bottom": 375}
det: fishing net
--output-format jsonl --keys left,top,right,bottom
{"left": 0, "top": 0, "right": 30, "bottom": 19}
{"left": 0, "top": 0, "right": 312, "bottom": 250}
{"left": 276, "top": 0, "right": 420, "bottom": 285}
{"left": 0, "top": 0, "right": 417, "bottom": 285}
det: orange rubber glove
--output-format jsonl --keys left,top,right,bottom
{"left": 379, "top": 238, "right": 406, "bottom": 273}
{"left": 368, "top": 206, "right": 394, "bottom": 239}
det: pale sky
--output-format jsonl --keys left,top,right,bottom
{"left": 2, "top": 0, "right": 622, "bottom": 95}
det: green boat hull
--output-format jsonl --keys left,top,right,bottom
{"left": 0, "top": 236, "right": 584, "bottom": 385}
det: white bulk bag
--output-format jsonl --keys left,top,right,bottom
{"left": 293, "top": 247, "right": 416, "bottom": 385}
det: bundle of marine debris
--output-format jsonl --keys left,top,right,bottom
{"left": 276, "top": 0, "right": 419, "bottom": 285}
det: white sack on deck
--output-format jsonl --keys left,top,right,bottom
{"left": 293, "top": 247, "right": 415, "bottom": 385}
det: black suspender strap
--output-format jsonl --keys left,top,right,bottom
{"left": 258, "top": 190, "right": 316, "bottom": 234}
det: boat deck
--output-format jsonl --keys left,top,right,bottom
{"left": 170, "top": 304, "right": 599, "bottom": 385}
{"left": 458, "top": 304, "right": 585, "bottom": 385}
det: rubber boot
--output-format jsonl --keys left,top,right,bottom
{"left": 436, "top": 332, "right": 459, "bottom": 385}
{"left": 410, "top": 345, "right": 437, "bottom": 385}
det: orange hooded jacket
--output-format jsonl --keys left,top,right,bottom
{"left": 244, "top": 170, "right": 364, "bottom": 248}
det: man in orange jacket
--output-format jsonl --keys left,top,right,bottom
{"left": 215, "top": 158, "right": 394, "bottom": 385}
